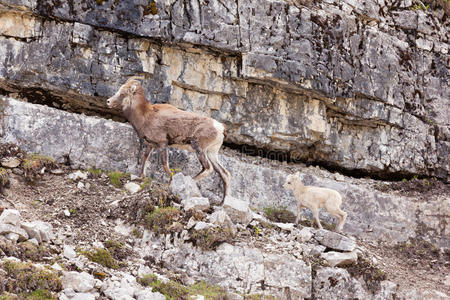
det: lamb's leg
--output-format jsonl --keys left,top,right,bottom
{"left": 335, "top": 209, "right": 347, "bottom": 232}
{"left": 140, "top": 145, "right": 154, "bottom": 178}
{"left": 311, "top": 208, "right": 323, "bottom": 229}
{"left": 295, "top": 205, "right": 303, "bottom": 224}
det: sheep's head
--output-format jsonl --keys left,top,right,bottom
{"left": 106, "top": 77, "right": 144, "bottom": 110}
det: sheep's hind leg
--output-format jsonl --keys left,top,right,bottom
{"left": 206, "top": 145, "right": 231, "bottom": 205}
{"left": 192, "top": 140, "right": 213, "bottom": 181}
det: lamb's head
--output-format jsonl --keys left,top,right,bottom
{"left": 283, "top": 173, "right": 297, "bottom": 190}
{"left": 106, "top": 76, "right": 144, "bottom": 110}
{"left": 283, "top": 172, "right": 302, "bottom": 190}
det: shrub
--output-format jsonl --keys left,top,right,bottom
{"left": 107, "top": 171, "right": 129, "bottom": 188}
{"left": 190, "top": 227, "right": 235, "bottom": 250}
{"left": 83, "top": 248, "right": 119, "bottom": 269}
{"left": 144, "top": 207, "right": 181, "bottom": 234}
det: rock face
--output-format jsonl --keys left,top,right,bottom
{"left": 0, "top": 0, "right": 448, "bottom": 181}
{"left": 1, "top": 97, "right": 448, "bottom": 249}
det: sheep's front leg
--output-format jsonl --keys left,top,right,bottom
{"left": 140, "top": 145, "right": 154, "bottom": 178}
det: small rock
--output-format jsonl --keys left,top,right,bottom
{"left": 136, "top": 290, "right": 166, "bottom": 300}
{"left": 62, "top": 271, "right": 95, "bottom": 293}
{"left": 64, "top": 245, "right": 77, "bottom": 259}
{"left": 51, "top": 262, "right": 63, "bottom": 271}
{"left": 314, "top": 229, "right": 356, "bottom": 252}
{"left": 186, "top": 217, "right": 198, "bottom": 230}
{"left": 274, "top": 222, "right": 295, "bottom": 231}
{"left": 223, "top": 196, "right": 253, "bottom": 225}
{"left": 77, "top": 182, "right": 84, "bottom": 189}
{"left": 68, "top": 171, "right": 88, "bottom": 181}
{"left": 1, "top": 157, "right": 21, "bottom": 168}
{"left": 321, "top": 251, "right": 358, "bottom": 267}
{"left": 333, "top": 172, "right": 345, "bottom": 181}
{"left": 68, "top": 293, "right": 96, "bottom": 300}
{"left": 194, "top": 221, "right": 213, "bottom": 231}
{"left": 137, "top": 265, "right": 152, "bottom": 278}
{"left": 190, "top": 295, "right": 205, "bottom": 300}
{"left": 0, "top": 223, "right": 29, "bottom": 241}
{"left": 183, "top": 197, "right": 210, "bottom": 211}
{"left": 28, "top": 238, "right": 39, "bottom": 246}
{"left": 21, "top": 221, "right": 54, "bottom": 243}
{"left": 64, "top": 209, "right": 71, "bottom": 217}
{"left": 209, "top": 209, "right": 237, "bottom": 235}
{"left": 297, "top": 227, "right": 314, "bottom": 242}
{"left": 0, "top": 209, "right": 21, "bottom": 226}
{"left": 50, "top": 168, "right": 65, "bottom": 175}
{"left": 130, "top": 174, "right": 140, "bottom": 181}
{"left": 445, "top": 275, "right": 450, "bottom": 287}
{"left": 124, "top": 182, "right": 141, "bottom": 194}
{"left": 170, "top": 173, "right": 201, "bottom": 200}
{"left": 5, "top": 232, "right": 20, "bottom": 243}
{"left": 114, "top": 220, "right": 133, "bottom": 236}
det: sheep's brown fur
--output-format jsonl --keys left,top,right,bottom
{"left": 107, "top": 76, "right": 231, "bottom": 203}
{"left": 284, "top": 172, "right": 347, "bottom": 232}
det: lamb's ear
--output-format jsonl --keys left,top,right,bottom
{"left": 130, "top": 84, "right": 138, "bottom": 94}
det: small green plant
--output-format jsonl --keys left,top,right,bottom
{"left": 144, "top": 207, "right": 181, "bottom": 234}
{"left": 190, "top": 227, "right": 235, "bottom": 250}
{"left": 0, "top": 167, "right": 10, "bottom": 194}
{"left": 263, "top": 207, "right": 296, "bottom": 223}
{"left": 22, "top": 154, "right": 57, "bottom": 182}
{"left": 169, "top": 168, "right": 181, "bottom": 181}
{"left": 1, "top": 260, "right": 62, "bottom": 293}
{"left": 87, "top": 167, "right": 102, "bottom": 177}
{"left": 22, "top": 289, "right": 57, "bottom": 300}
{"left": 108, "top": 170, "right": 128, "bottom": 188}
{"left": 138, "top": 275, "right": 228, "bottom": 299}
{"left": 133, "top": 228, "right": 143, "bottom": 238}
{"left": 423, "top": 179, "right": 430, "bottom": 186}
{"left": 83, "top": 248, "right": 119, "bottom": 269}
{"left": 140, "top": 177, "right": 152, "bottom": 190}
{"left": 68, "top": 208, "right": 77, "bottom": 215}
{"left": 345, "top": 257, "right": 386, "bottom": 294}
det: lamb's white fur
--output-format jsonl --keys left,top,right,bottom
{"left": 284, "top": 172, "right": 347, "bottom": 232}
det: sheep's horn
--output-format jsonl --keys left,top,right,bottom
{"left": 126, "top": 76, "right": 145, "bottom": 83}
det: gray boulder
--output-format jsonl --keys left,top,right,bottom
{"left": 314, "top": 229, "right": 356, "bottom": 252}
{"left": 0, "top": 223, "right": 28, "bottom": 241}
{"left": 21, "top": 221, "right": 54, "bottom": 243}
{"left": 170, "top": 173, "right": 202, "bottom": 200}
{"left": 62, "top": 271, "right": 95, "bottom": 293}
{"left": 0, "top": 209, "right": 22, "bottom": 227}
{"left": 209, "top": 209, "right": 237, "bottom": 235}
{"left": 183, "top": 197, "right": 210, "bottom": 211}
{"left": 223, "top": 196, "right": 253, "bottom": 225}
{"left": 320, "top": 251, "right": 358, "bottom": 267}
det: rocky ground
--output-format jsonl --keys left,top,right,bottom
{"left": 0, "top": 143, "right": 448, "bottom": 299}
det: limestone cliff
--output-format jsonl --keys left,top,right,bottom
{"left": 0, "top": 0, "right": 448, "bottom": 180}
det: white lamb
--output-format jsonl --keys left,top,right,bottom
{"left": 284, "top": 172, "right": 347, "bottom": 232}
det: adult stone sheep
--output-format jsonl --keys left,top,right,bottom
{"left": 106, "top": 76, "right": 231, "bottom": 204}
{"left": 284, "top": 172, "right": 347, "bottom": 232}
